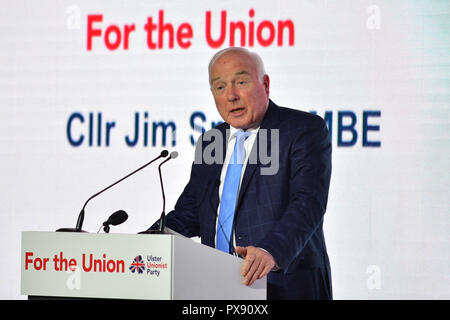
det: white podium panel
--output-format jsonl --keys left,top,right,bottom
{"left": 21, "top": 231, "right": 266, "bottom": 300}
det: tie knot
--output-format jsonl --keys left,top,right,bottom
{"left": 235, "top": 130, "right": 250, "bottom": 143}
{"left": 230, "top": 130, "right": 250, "bottom": 165}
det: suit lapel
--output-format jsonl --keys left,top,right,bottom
{"left": 208, "top": 123, "right": 228, "bottom": 213}
{"left": 236, "top": 147, "right": 259, "bottom": 209}
{"left": 236, "top": 101, "right": 277, "bottom": 211}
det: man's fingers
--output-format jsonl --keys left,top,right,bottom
{"left": 240, "top": 251, "right": 256, "bottom": 277}
{"left": 259, "top": 263, "right": 273, "bottom": 279}
{"left": 246, "top": 259, "right": 265, "bottom": 285}
{"left": 239, "top": 246, "right": 276, "bottom": 285}
{"left": 235, "top": 246, "right": 247, "bottom": 258}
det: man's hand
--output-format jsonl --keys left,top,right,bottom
{"left": 235, "top": 246, "right": 276, "bottom": 286}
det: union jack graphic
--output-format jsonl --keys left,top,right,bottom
{"left": 129, "top": 255, "right": 145, "bottom": 274}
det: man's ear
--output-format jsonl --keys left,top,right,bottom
{"left": 263, "top": 74, "right": 270, "bottom": 97}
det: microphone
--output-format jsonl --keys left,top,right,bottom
{"left": 99, "top": 210, "right": 128, "bottom": 233}
{"left": 57, "top": 150, "right": 169, "bottom": 232}
{"left": 139, "top": 151, "right": 178, "bottom": 234}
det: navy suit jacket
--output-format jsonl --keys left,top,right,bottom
{"left": 162, "top": 100, "right": 332, "bottom": 299}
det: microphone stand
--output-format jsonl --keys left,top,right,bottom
{"left": 139, "top": 152, "right": 177, "bottom": 234}
{"left": 57, "top": 151, "right": 169, "bottom": 232}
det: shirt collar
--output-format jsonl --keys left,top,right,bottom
{"left": 228, "top": 125, "right": 259, "bottom": 142}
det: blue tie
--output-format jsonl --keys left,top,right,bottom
{"left": 216, "top": 130, "right": 250, "bottom": 253}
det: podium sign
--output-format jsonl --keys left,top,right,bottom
{"left": 21, "top": 231, "right": 266, "bottom": 300}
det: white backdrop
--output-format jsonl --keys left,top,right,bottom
{"left": 1, "top": 0, "right": 449, "bottom": 299}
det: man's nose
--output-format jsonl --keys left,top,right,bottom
{"left": 227, "top": 85, "right": 239, "bottom": 102}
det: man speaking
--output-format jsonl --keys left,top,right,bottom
{"left": 155, "top": 47, "right": 332, "bottom": 300}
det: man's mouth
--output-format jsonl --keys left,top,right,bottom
{"left": 230, "top": 107, "right": 245, "bottom": 114}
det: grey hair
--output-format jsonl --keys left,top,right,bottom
{"left": 208, "top": 47, "right": 267, "bottom": 85}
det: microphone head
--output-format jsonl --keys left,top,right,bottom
{"left": 105, "top": 210, "right": 128, "bottom": 226}
{"left": 170, "top": 151, "right": 179, "bottom": 159}
{"left": 160, "top": 150, "right": 169, "bottom": 157}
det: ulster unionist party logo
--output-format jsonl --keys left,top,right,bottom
{"left": 129, "top": 254, "right": 168, "bottom": 277}
{"left": 129, "top": 255, "right": 146, "bottom": 274}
